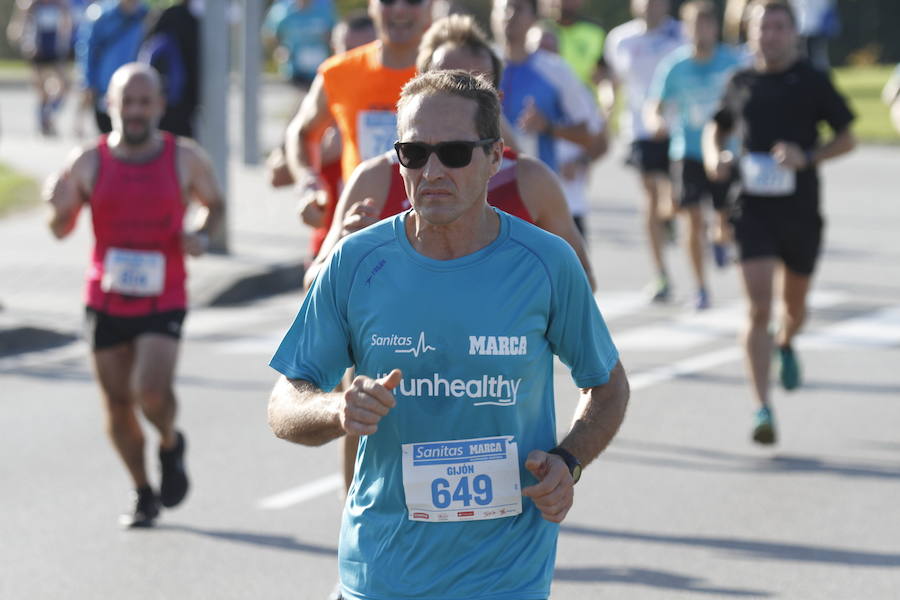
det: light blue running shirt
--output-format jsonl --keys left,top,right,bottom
{"left": 649, "top": 44, "right": 745, "bottom": 161}
{"left": 271, "top": 209, "right": 619, "bottom": 600}
{"left": 263, "top": 0, "right": 336, "bottom": 82}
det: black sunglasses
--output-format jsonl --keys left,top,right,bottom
{"left": 379, "top": 0, "right": 426, "bottom": 5}
{"left": 394, "top": 138, "right": 499, "bottom": 169}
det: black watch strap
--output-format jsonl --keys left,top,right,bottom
{"left": 548, "top": 446, "right": 582, "bottom": 484}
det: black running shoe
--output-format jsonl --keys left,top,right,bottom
{"left": 159, "top": 431, "right": 190, "bottom": 508}
{"left": 119, "top": 486, "right": 159, "bottom": 528}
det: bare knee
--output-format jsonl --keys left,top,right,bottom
{"left": 747, "top": 303, "right": 772, "bottom": 329}
{"left": 135, "top": 385, "right": 173, "bottom": 416}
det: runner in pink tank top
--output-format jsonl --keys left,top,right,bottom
{"left": 45, "top": 64, "right": 223, "bottom": 528}
{"left": 87, "top": 132, "right": 187, "bottom": 316}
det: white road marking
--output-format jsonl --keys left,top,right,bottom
{"left": 615, "top": 290, "right": 848, "bottom": 352}
{"left": 256, "top": 473, "right": 343, "bottom": 510}
{"left": 800, "top": 306, "right": 900, "bottom": 349}
{"left": 0, "top": 341, "right": 89, "bottom": 372}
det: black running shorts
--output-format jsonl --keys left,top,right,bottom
{"left": 731, "top": 197, "right": 823, "bottom": 276}
{"left": 627, "top": 139, "right": 670, "bottom": 175}
{"left": 85, "top": 308, "right": 186, "bottom": 351}
{"left": 672, "top": 159, "right": 733, "bottom": 211}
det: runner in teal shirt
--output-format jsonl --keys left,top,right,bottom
{"left": 268, "top": 70, "right": 627, "bottom": 600}
{"left": 649, "top": 42, "right": 744, "bottom": 162}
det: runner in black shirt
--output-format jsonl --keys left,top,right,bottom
{"left": 703, "top": 0, "right": 855, "bottom": 445}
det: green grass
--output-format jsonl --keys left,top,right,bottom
{"left": 0, "top": 163, "right": 40, "bottom": 217}
{"left": 833, "top": 64, "right": 900, "bottom": 144}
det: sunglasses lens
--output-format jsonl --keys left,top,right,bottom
{"left": 437, "top": 143, "right": 474, "bottom": 168}
{"left": 397, "top": 143, "right": 429, "bottom": 169}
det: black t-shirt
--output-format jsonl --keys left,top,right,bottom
{"left": 714, "top": 59, "right": 854, "bottom": 202}
{"left": 715, "top": 59, "right": 854, "bottom": 155}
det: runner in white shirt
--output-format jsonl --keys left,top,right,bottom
{"left": 599, "top": 0, "right": 685, "bottom": 302}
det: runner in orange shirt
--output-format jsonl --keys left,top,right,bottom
{"left": 284, "top": 0, "right": 434, "bottom": 191}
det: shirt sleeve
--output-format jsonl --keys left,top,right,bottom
{"left": 269, "top": 246, "right": 354, "bottom": 391}
{"left": 815, "top": 71, "right": 855, "bottom": 134}
{"left": 545, "top": 241, "right": 619, "bottom": 388}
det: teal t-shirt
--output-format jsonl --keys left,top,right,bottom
{"left": 650, "top": 44, "right": 745, "bottom": 161}
{"left": 270, "top": 209, "right": 619, "bottom": 600}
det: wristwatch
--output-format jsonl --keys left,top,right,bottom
{"left": 548, "top": 446, "right": 582, "bottom": 484}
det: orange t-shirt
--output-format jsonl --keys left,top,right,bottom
{"left": 320, "top": 41, "right": 417, "bottom": 181}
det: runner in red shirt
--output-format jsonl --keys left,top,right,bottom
{"left": 45, "top": 63, "right": 223, "bottom": 528}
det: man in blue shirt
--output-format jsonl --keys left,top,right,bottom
{"left": 491, "top": 0, "right": 603, "bottom": 173}
{"left": 268, "top": 70, "right": 629, "bottom": 600}
{"left": 263, "top": 0, "right": 336, "bottom": 88}
{"left": 646, "top": 0, "right": 745, "bottom": 309}
{"left": 77, "top": 0, "right": 150, "bottom": 133}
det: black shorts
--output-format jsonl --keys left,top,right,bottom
{"left": 672, "top": 159, "right": 733, "bottom": 211}
{"left": 85, "top": 308, "right": 186, "bottom": 351}
{"left": 731, "top": 197, "right": 823, "bottom": 276}
{"left": 627, "top": 139, "right": 670, "bottom": 175}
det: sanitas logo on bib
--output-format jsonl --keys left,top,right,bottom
{"left": 468, "top": 335, "right": 527, "bottom": 356}
{"left": 377, "top": 372, "right": 522, "bottom": 407}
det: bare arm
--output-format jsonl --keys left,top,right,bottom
{"left": 643, "top": 99, "right": 669, "bottom": 141}
{"left": 772, "top": 127, "right": 856, "bottom": 170}
{"left": 558, "top": 361, "right": 629, "bottom": 469}
{"left": 179, "top": 140, "right": 225, "bottom": 255}
{"left": 702, "top": 119, "right": 733, "bottom": 182}
{"left": 518, "top": 156, "right": 596, "bottom": 291}
{"left": 522, "top": 361, "right": 629, "bottom": 522}
{"left": 302, "top": 155, "right": 392, "bottom": 289}
{"left": 284, "top": 73, "right": 333, "bottom": 184}
{"left": 44, "top": 147, "right": 95, "bottom": 239}
{"left": 268, "top": 370, "right": 402, "bottom": 446}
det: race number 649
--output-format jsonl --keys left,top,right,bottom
{"left": 431, "top": 475, "right": 493, "bottom": 509}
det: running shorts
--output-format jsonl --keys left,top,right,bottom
{"left": 731, "top": 197, "right": 823, "bottom": 276}
{"left": 672, "top": 158, "right": 733, "bottom": 211}
{"left": 627, "top": 139, "right": 670, "bottom": 175}
{"left": 85, "top": 308, "right": 186, "bottom": 351}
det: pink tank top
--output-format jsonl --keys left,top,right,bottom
{"left": 86, "top": 133, "right": 187, "bottom": 316}
{"left": 379, "top": 148, "right": 535, "bottom": 224}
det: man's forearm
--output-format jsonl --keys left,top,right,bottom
{"left": 810, "top": 128, "right": 856, "bottom": 165}
{"left": 267, "top": 376, "right": 345, "bottom": 446}
{"left": 558, "top": 361, "right": 629, "bottom": 468}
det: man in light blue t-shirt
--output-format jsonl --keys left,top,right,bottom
{"left": 268, "top": 70, "right": 629, "bottom": 600}
{"left": 646, "top": 0, "right": 745, "bottom": 310}
{"left": 263, "top": 0, "right": 336, "bottom": 87}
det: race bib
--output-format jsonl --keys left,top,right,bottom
{"left": 101, "top": 248, "right": 165, "bottom": 296}
{"left": 357, "top": 111, "right": 398, "bottom": 161}
{"left": 740, "top": 152, "right": 796, "bottom": 196}
{"left": 401, "top": 436, "right": 522, "bottom": 523}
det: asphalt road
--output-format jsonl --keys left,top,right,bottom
{"left": 1, "top": 80, "right": 899, "bottom": 599}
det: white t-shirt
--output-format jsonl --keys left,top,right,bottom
{"left": 604, "top": 17, "right": 685, "bottom": 142}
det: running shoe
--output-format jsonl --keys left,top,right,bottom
{"left": 646, "top": 276, "right": 671, "bottom": 303}
{"left": 695, "top": 288, "right": 710, "bottom": 310}
{"left": 119, "top": 486, "right": 160, "bottom": 528}
{"left": 712, "top": 243, "right": 729, "bottom": 268}
{"left": 751, "top": 405, "right": 777, "bottom": 445}
{"left": 159, "top": 431, "right": 190, "bottom": 508}
{"left": 778, "top": 345, "right": 802, "bottom": 391}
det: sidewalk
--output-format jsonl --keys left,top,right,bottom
{"left": 0, "top": 81, "right": 309, "bottom": 356}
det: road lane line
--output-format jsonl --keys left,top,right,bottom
{"left": 257, "top": 473, "right": 343, "bottom": 510}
